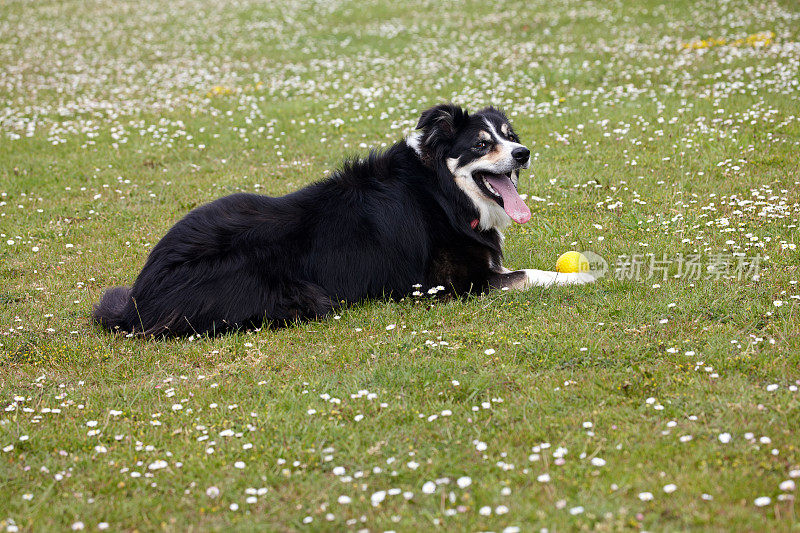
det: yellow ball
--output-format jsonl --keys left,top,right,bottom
{"left": 556, "top": 251, "right": 590, "bottom": 273}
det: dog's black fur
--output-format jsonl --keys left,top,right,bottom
{"left": 93, "top": 104, "right": 528, "bottom": 336}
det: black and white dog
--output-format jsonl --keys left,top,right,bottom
{"left": 93, "top": 103, "right": 593, "bottom": 336}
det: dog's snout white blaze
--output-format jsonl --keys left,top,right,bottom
{"left": 488, "top": 119, "right": 530, "bottom": 170}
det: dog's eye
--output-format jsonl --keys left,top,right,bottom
{"left": 509, "top": 134, "right": 519, "bottom": 143}
{"left": 474, "top": 141, "right": 489, "bottom": 150}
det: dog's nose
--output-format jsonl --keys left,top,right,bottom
{"left": 512, "top": 147, "right": 530, "bottom": 163}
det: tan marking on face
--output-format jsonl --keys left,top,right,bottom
{"left": 478, "top": 130, "right": 491, "bottom": 140}
{"left": 501, "top": 123, "right": 509, "bottom": 136}
{"left": 483, "top": 145, "right": 505, "bottom": 163}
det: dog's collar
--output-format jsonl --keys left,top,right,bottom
{"left": 470, "top": 219, "right": 479, "bottom": 230}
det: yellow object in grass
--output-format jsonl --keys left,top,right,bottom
{"left": 556, "top": 251, "right": 590, "bottom": 273}
{"left": 681, "top": 31, "right": 774, "bottom": 50}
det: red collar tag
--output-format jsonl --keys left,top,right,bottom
{"left": 470, "top": 219, "right": 479, "bottom": 230}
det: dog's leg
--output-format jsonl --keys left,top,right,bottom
{"left": 521, "top": 269, "right": 595, "bottom": 287}
{"left": 489, "top": 269, "right": 595, "bottom": 290}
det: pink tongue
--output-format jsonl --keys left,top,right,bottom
{"left": 484, "top": 175, "right": 531, "bottom": 224}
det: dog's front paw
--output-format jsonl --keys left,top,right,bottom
{"left": 570, "top": 272, "right": 597, "bottom": 285}
{"left": 522, "top": 269, "right": 596, "bottom": 288}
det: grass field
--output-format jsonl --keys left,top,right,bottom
{"left": 2, "top": 0, "right": 800, "bottom": 530}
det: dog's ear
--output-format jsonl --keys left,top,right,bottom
{"left": 416, "top": 103, "right": 468, "bottom": 144}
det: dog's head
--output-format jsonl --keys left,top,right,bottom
{"left": 408, "top": 103, "right": 532, "bottom": 230}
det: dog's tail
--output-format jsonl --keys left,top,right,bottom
{"left": 92, "top": 286, "right": 133, "bottom": 332}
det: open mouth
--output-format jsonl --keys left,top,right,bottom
{"left": 479, "top": 172, "right": 511, "bottom": 199}
{"left": 473, "top": 171, "right": 531, "bottom": 224}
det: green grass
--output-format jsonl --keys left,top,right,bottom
{"left": 2, "top": 0, "right": 800, "bottom": 530}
